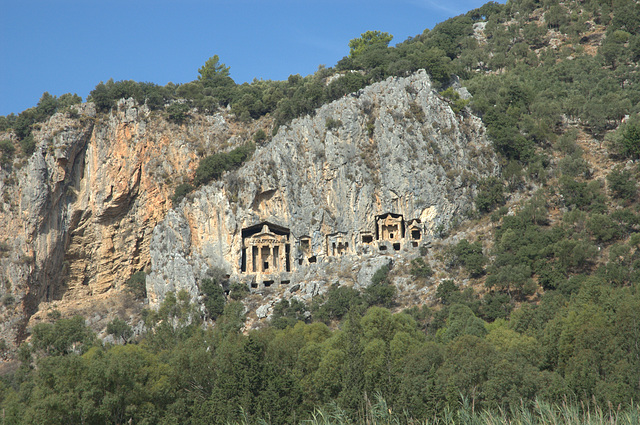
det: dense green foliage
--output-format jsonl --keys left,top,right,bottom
{"left": 89, "top": 79, "right": 173, "bottom": 113}
{"left": 2, "top": 273, "right": 638, "bottom": 423}
{"left": 0, "top": 92, "right": 81, "bottom": 156}
{"left": 171, "top": 142, "right": 255, "bottom": 204}
{"left": 449, "top": 239, "right": 486, "bottom": 277}
{"left": 0, "top": 139, "right": 15, "bottom": 166}
{"left": 193, "top": 143, "right": 255, "bottom": 186}
{"left": 348, "top": 31, "right": 394, "bottom": 59}
{"left": 475, "top": 177, "right": 505, "bottom": 213}
{"left": 124, "top": 271, "right": 147, "bottom": 300}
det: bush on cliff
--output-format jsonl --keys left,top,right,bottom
{"left": 194, "top": 143, "right": 255, "bottom": 186}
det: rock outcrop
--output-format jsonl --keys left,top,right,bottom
{"left": 146, "top": 71, "right": 499, "bottom": 312}
{"left": 0, "top": 70, "right": 498, "bottom": 348}
{"left": 0, "top": 98, "right": 265, "bottom": 347}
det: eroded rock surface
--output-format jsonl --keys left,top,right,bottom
{"left": 147, "top": 71, "right": 499, "bottom": 312}
{"left": 0, "top": 98, "right": 259, "bottom": 346}
{"left": 0, "top": 70, "right": 498, "bottom": 348}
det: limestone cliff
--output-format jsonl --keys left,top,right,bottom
{"left": 0, "top": 98, "right": 266, "bottom": 347}
{"left": 146, "top": 71, "right": 499, "bottom": 318}
{"left": 0, "top": 70, "right": 498, "bottom": 348}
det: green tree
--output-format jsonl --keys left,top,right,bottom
{"left": 451, "top": 239, "right": 486, "bottom": 277}
{"left": 200, "top": 277, "right": 226, "bottom": 320}
{"left": 410, "top": 257, "right": 433, "bottom": 278}
{"left": 0, "top": 139, "right": 15, "bottom": 166}
{"left": 397, "top": 342, "right": 444, "bottom": 417}
{"left": 194, "top": 143, "right": 255, "bottom": 186}
{"left": 437, "top": 335, "right": 494, "bottom": 409}
{"left": 436, "top": 304, "right": 488, "bottom": 343}
{"left": 31, "top": 316, "right": 95, "bottom": 356}
{"left": 89, "top": 81, "right": 115, "bottom": 112}
{"left": 81, "top": 344, "right": 172, "bottom": 424}
{"left": 587, "top": 213, "right": 621, "bottom": 243}
{"left": 475, "top": 177, "right": 505, "bottom": 213}
{"left": 106, "top": 317, "right": 133, "bottom": 344}
{"left": 364, "top": 265, "right": 396, "bottom": 308}
{"left": 607, "top": 167, "right": 637, "bottom": 200}
{"left": 436, "top": 279, "right": 459, "bottom": 305}
{"left": 171, "top": 182, "right": 194, "bottom": 204}
{"left": 348, "top": 31, "right": 393, "bottom": 59}
{"left": 312, "top": 284, "right": 363, "bottom": 323}
{"left": 607, "top": 114, "right": 640, "bottom": 159}
{"left": 143, "top": 290, "right": 200, "bottom": 350}
{"left": 124, "top": 271, "right": 147, "bottom": 300}
{"left": 486, "top": 264, "right": 536, "bottom": 300}
{"left": 166, "top": 102, "right": 190, "bottom": 124}
{"left": 198, "top": 55, "right": 231, "bottom": 83}
{"left": 271, "top": 298, "right": 308, "bottom": 329}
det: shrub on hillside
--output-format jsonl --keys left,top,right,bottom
{"left": 607, "top": 114, "right": 640, "bottom": 159}
{"left": 0, "top": 139, "right": 15, "bottom": 165}
{"left": 171, "top": 183, "right": 194, "bottom": 204}
{"left": 607, "top": 167, "right": 637, "bottom": 200}
{"left": 312, "top": 284, "right": 364, "bottom": 323}
{"left": 200, "top": 277, "right": 226, "bottom": 320}
{"left": 410, "top": 257, "right": 433, "bottom": 278}
{"left": 451, "top": 239, "right": 486, "bottom": 277}
{"left": 166, "top": 103, "right": 190, "bottom": 124}
{"left": 475, "top": 177, "right": 505, "bottom": 213}
{"left": 364, "top": 265, "right": 396, "bottom": 308}
{"left": 271, "top": 298, "right": 308, "bottom": 329}
{"left": 194, "top": 143, "right": 255, "bottom": 186}
{"left": 124, "top": 271, "right": 147, "bottom": 299}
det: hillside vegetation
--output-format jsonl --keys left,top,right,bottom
{"left": 1, "top": 0, "right": 640, "bottom": 424}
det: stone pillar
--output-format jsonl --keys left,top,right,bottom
{"left": 269, "top": 246, "right": 274, "bottom": 273}
{"left": 280, "top": 245, "right": 286, "bottom": 272}
{"left": 247, "top": 244, "right": 253, "bottom": 273}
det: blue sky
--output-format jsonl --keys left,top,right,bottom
{"left": 0, "top": 0, "right": 496, "bottom": 116}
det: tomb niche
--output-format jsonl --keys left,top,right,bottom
{"left": 406, "top": 219, "right": 422, "bottom": 247}
{"left": 361, "top": 232, "right": 374, "bottom": 244}
{"left": 298, "top": 235, "right": 313, "bottom": 265}
{"left": 376, "top": 213, "right": 405, "bottom": 242}
{"left": 326, "top": 232, "right": 350, "bottom": 256}
{"left": 241, "top": 222, "right": 291, "bottom": 274}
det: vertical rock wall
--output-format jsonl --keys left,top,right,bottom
{"left": 0, "top": 99, "right": 256, "bottom": 345}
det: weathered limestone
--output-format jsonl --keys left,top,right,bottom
{"left": 0, "top": 68, "right": 501, "bottom": 341}
{"left": 0, "top": 98, "right": 266, "bottom": 346}
{"left": 147, "top": 70, "right": 500, "bottom": 307}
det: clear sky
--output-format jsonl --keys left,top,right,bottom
{"left": 0, "top": 0, "right": 496, "bottom": 116}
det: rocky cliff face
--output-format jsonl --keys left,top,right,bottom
{"left": 0, "top": 70, "right": 498, "bottom": 347}
{"left": 146, "top": 71, "right": 499, "bottom": 319}
{"left": 0, "top": 98, "right": 266, "bottom": 346}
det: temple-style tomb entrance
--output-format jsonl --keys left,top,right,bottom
{"left": 376, "top": 213, "right": 405, "bottom": 241}
{"left": 241, "top": 222, "right": 291, "bottom": 274}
